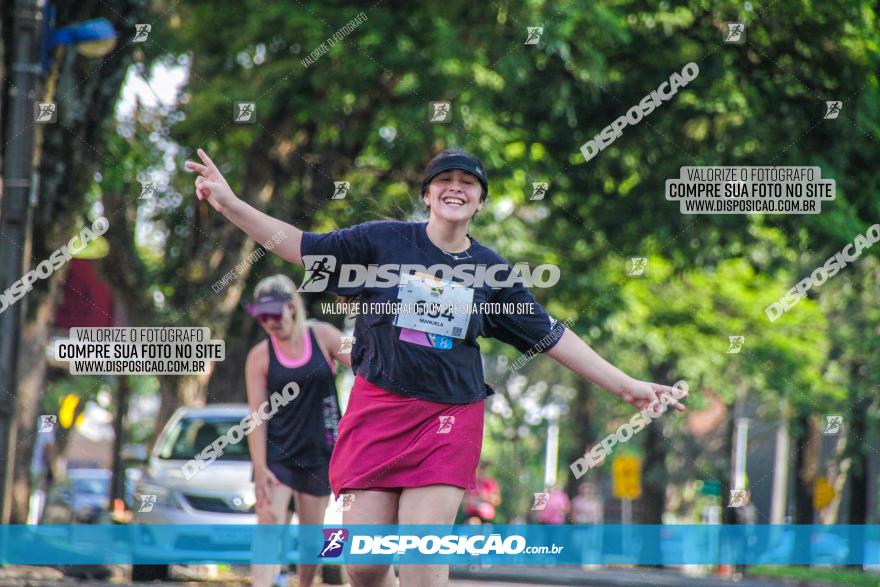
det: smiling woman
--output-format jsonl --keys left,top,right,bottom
{"left": 420, "top": 148, "right": 488, "bottom": 218}
{"left": 185, "top": 145, "right": 686, "bottom": 587}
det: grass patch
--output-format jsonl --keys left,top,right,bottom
{"left": 749, "top": 566, "right": 880, "bottom": 586}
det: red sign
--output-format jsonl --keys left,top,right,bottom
{"left": 53, "top": 259, "right": 114, "bottom": 328}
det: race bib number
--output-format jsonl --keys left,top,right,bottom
{"left": 394, "top": 272, "right": 473, "bottom": 339}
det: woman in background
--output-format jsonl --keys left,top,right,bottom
{"left": 244, "top": 274, "right": 350, "bottom": 587}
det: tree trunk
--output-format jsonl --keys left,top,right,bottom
{"left": 846, "top": 393, "right": 869, "bottom": 524}
{"left": 794, "top": 410, "right": 816, "bottom": 524}
{"left": 793, "top": 411, "right": 818, "bottom": 524}
{"left": 640, "top": 361, "right": 675, "bottom": 524}
{"left": 721, "top": 412, "right": 737, "bottom": 525}
{"left": 564, "top": 377, "right": 594, "bottom": 498}
{"left": 148, "top": 377, "right": 179, "bottom": 455}
{"left": 2, "top": 0, "right": 148, "bottom": 524}
{"left": 9, "top": 269, "right": 69, "bottom": 522}
{"left": 842, "top": 390, "right": 871, "bottom": 569}
{"left": 204, "top": 312, "right": 260, "bottom": 403}
{"left": 641, "top": 421, "right": 667, "bottom": 524}
{"left": 793, "top": 409, "right": 818, "bottom": 561}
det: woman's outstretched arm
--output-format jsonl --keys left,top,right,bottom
{"left": 185, "top": 149, "right": 305, "bottom": 265}
{"left": 547, "top": 329, "right": 687, "bottom": 412}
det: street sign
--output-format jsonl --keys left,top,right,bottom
{"left": 613, "top": 455, "right": 642, "bottom": 500}
{"left": 701, "top": 479, "right": 722, "bottom": 496}
{"left": 59, "top": 394, "right": 83, "bottom": 429}
{"left": 814, "top": 476, "right": 835, "bottom": 510}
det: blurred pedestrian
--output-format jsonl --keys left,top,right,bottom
{"left": 463, "top": 461, "right": 501, "bottom": 524}
{"left": 536, "top": 484, "right": 570, "bottom": 525}
{"left": 27, "top": 422, "right": 57, "bottom": 524}
{"left": 244, "top": 275, "right": 351, "bottom": 587}
{"left": 571, "top": 482, "right": 603, "bottom": 524}
{"left": 572, "top": 482, "right": 604, "bottom": 568}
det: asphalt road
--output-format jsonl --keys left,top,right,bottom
{"left": 0, "top": 564, "right": 838, "bottom": 586}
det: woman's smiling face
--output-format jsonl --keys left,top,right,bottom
{"left": 423, "top": 168, "right": 484, "bottom": 223}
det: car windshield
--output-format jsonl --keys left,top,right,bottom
{"left": 157, "top": 416, "right": 251, "bottom": 461}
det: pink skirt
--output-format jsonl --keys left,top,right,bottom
{"left": 329, "top": 375, "right": 484, "bottom": 496}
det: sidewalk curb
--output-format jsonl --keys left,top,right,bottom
{"left": 450, "top": 565, "right": 823, "bottom": 587}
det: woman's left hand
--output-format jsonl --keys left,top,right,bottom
{"left": 618, "top": 377, "right": 688, "bottom": 413}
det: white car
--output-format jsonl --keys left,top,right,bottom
{"left": 131, "top": 404, "right": 342, "bottom": 582}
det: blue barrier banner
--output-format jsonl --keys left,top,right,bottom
{"left": 1, "top": 524, "right": 879, "bottom": 565}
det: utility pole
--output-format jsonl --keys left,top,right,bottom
{"left": 731, "top": 416, "right": 750, "bottom": 492}
{"left": 109, "top": 376, "right": 129, "bottom": 509}
{"left": 543, "top": 403, "right": 560, "bottom": 489}
{"left": 770, "top": 396, "right": 790, "bottom": 523}
{"left": 0, "top": 0, "right": 41, "bottom": 524}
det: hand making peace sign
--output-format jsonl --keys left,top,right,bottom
{"left": 185, "top": 148, "right": 237, "bottom": 214}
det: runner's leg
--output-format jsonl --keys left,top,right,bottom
{"left": 251, "top": 482, "right": 294, "bottom": 587}
{"left": 293, "top": 490, "right": 329, "bottom": 587}
{"left": 343, "top": 489, "right": 399, "bottom": 587}
{"left": 397, "top": 484, "right": 464, "bottom": 587}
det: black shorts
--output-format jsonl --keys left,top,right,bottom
{"left": 256, "top": 461, "right": 332, "bottom": 497}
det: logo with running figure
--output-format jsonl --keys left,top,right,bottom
{"left": 723, "top": 22, "right": 745, "bottom": 44}
{"left": 233, "top": 102, "right": 256, "bottom": 123}
{"left": 525, "top": 27, "right": 544, "bottom": 45}
{"left": 140, "top": 181, "right": 156, "bottom": 200}
{"left": 319, "top": 528, "right": 349, "bottom": 558}
{"left": 627, "top": 257, "right": 647, "bottom": 276}
{"left": 823, "top": 415, "right": 843, "bottom": 435}
{"left": 299, "top": 255, "right": 337, "bottom": 292}
{"left": 38, "top": 415, "right": 57, "bottom": 432}
{"left": 436, "top": 416, "right": 455, "bottom": 434}
{"left": 429, "top": 101, "right": 451, "bottom": 123}
{"left": 336, "top": 494, "right": 355, "bottom": 512}
{"left": 338, "top": 336, "right": 355, "bottom": 354}
{"left": 133, "top": 24, "right": 151, "bottom": 42}
{"left": 727, "top": 336, "right": 745, "bottom": 354}
{"left": 530, "top": 182, "right": 549, "bottom": 201}
{"left": 728, "top": 489, "right": 750, "bottom": 508}
{"left": 35, "top": 103, "right": 57, "bottom": 123}
{"left": 824, "top": 101, "right": 842, "bottom": 120}
{"left": 531, "top": 493, "right": 550, "bottom": 510}
{"left": 332, "top": 182, "right": 350, "bottom": 200}
{"left": 137, "top": 494, "right": 157, "bottom": 513}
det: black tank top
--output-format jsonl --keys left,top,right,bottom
{"left": 265, "top": 327, "right": 341, "bottom": 467}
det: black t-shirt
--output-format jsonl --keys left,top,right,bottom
{"left": 300, "top": 220, "right": 567, "bottom": 404}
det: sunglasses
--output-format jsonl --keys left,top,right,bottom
{"left": 256, "top": 313, "right": 283, "bottom": 323}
